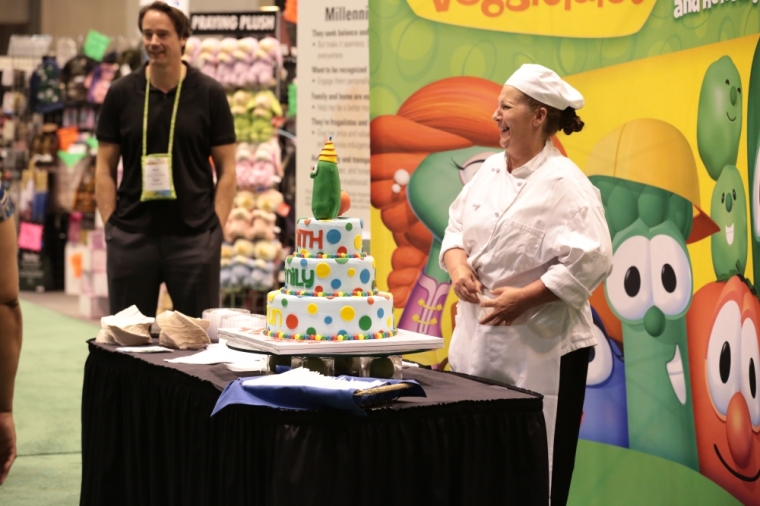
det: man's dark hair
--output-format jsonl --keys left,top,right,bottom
{"left": 138, "top": 1, "right": 192, "bottom": 40}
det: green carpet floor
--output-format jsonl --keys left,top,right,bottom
{"left": 0, "top": 300, "right": 97, "bottom": 505}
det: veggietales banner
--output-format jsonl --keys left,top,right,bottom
{"left": 369, "top": 0, "right": 760, "bottom": 504}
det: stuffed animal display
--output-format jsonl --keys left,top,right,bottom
{"left": 221, "top": 188, "right": 284, "bottom": 291}
{"left": 186, "top": 36, "right": 283, "bottom": 90}
{"left": 182, "top": 36, "right": 288, "bottom": 294}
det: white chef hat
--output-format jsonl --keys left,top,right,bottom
{"left": 505, "top": 64, "right": 584, "bottom": 111}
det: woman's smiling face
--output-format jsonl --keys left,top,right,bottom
{"left": 492, "top": 85, "right": 543, "bottom": 156}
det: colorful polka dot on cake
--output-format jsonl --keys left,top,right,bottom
{"left": 307, "top": 303, "right": 318, "bottom": 314}
{"left": 346, "top": 223, "right": 353, "bottom": 231}
{"left": 341, "top": 306, "right": 355, "bottom": 321}
{"left": 331, "top": 279, "right": 341, "bottom": 289}
{"left": 327, "top": 229, "right": 341, "bottom": 244}
{"left": 300, "top": 259, "right": 307, "bottom": 267}
{"left": 377, "top": 308, "right": 384, "bottom": 318}
{"left": 286, "top": 314, "right": 298, "bottom": 329}
{"left": 360, "top": 269, "right": 370, "bottom": 283}
{"left": 354, "top": 235, "right": 362, "bottom": 250}
{"left": 359, "top": 315, "right": 372, "bottom": 331}
{"left": 367, "top": 297, "right": 374, "bottom": 305}
{"left": 316, "top": 263, "right": 331, "bottom": 278}
{"left": 347, "top": 268, "right": 355, "bottom": 277}
{"left": 281, "top": 298, "right": 288, "bottom": 307}
{"left": 325, "top": 316, "right": 333, "bottom": 324}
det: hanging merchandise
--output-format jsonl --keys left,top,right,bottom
{"left": 85, "top": 62, "right": 119, "bottom": 104}
{"left": 61, "top": 55, "right": 97, "bottom": 105}
{"left": 29, "top": 56, "right": 64, "bottom": 114}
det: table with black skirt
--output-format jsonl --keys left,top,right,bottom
{"left": 80, "top": 340, "right": 549, "bottom": 506}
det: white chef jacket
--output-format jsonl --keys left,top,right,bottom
{"left": 439, "top": 140, "right": 613, "bottom": 358}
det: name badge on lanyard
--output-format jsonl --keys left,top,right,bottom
{"left": 140, "top": 68, "right": 182, "bottom": 201}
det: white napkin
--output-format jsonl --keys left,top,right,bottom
{"left": 165, "top": 341, "right": 268, "bottom": 371}
{"left": 157, "top": 310, "right": 211, "bottom": 350}
{"left": 95, "top": 305, "right": 155, "bottom": 346}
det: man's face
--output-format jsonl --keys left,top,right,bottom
{"left": 141, "top": 10, "right": 185, "bottom": 68}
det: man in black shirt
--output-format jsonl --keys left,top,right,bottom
{"left": 96, "top": 1, "right": 236, "bottom": 318}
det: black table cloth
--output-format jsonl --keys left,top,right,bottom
{"left": 80, "top": 340, "right": 549, "bottom": 506}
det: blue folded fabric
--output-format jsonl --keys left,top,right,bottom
{"left": 212, "top": 374, "right": 426, "bottom": 417}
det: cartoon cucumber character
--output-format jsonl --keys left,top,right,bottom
{"left": 748, "top": 40, "right": 760, "bottom": 286}
{"left": 311, "top": 138, "right": 342, "bottom": 220}
{"left": 398, "top": 146, "right": 501, "bottom": 337}
{"left": 697, "top": 56, "right": 747, "bottom": 281}
{"left": 586, "top": 118, "right": 717, "bottom": 470}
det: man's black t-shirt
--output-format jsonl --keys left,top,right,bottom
{"left": 96, "top": 62, "right": 235, "bottom": 235}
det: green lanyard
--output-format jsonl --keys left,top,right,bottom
{"left": 142, "top": 67, "right": 183, "bottom": 159}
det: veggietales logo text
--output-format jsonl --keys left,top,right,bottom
{"left": 408, "top": 0, "right": 655, "bottom": 37}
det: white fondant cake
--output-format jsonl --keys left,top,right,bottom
{"left": 266, "top": 217, "right": 397, "bottom": 340}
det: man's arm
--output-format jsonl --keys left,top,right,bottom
{"left": 0, "top": 216, "right": 22, "bottom": 484}
{"left": 95, "top": 142, "right": 121, "bottom": 224}
{"left": 211, "top": 143, "right": 237, "bottom": 227}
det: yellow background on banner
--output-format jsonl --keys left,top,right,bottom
{"left": 406, "top": 0, "right": 655, "bottom": 38}
{"left": 562, "top": 34, "right": 760, "bottom": 293}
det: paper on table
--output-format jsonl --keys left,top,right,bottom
{"left": 164, "top": 341, "right": 267, "bottom": 366}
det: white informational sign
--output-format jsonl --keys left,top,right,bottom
{"left": 140, "top": 0, "right": 189, "bottom": 16}
{"left": 297, "top": 2, "right": 371, "bottom": 235}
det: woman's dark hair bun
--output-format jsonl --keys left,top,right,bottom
{"left": 559, "top": 107, "right": 584, "bottom": 135}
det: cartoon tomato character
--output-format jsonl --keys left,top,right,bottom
{"left": 688, "top": 277, "right": 760, "bottom": 505}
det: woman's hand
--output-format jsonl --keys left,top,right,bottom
{"left": 450, "top": 264, "right": 483, "bottom": 304}
{"left": 478, "top": 286, "right": 526, "bottom": 326}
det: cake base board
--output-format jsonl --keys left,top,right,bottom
{"left": 219, "top": 328, "right": 443, "bottom": 356}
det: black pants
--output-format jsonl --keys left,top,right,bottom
{"left": 105, "top": 222, "right": 223, "bottom": 318}
{"left": 551, "top": 346, "right": 591, "bottom": 506}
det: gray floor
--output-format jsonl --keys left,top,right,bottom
{"left": 18, "top": 291, "right": 97, "bottom": 322}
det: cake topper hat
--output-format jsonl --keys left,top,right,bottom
{"left": 319, "top": 138, "right": 338, "bottom": 163}
{"left": 311, "top": 136, "right": 342, "bottom": 220}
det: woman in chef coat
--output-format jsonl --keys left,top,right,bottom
{"left": 440, "top": 64, "right": 613, "bottom": 506}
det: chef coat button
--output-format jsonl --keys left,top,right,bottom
{"left": 517, "top": 181, "right": 524, "bottom": 186}
{"left": 494, "top": 212, "right": 499, "bottom": 217}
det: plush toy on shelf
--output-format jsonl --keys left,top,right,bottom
{"left": 235, "top": 144, "right": 257, "bottom": 191}
{"left": 230, "top": 91, "right": 253, "bottom": 141}
{"left": 254, "top": 188, "right": 284, "bottom": 214}
{"left": 250, "top": 258, "right": 276, "bottom": 290}
{"left": 223, "top": 207, "right": 253, "bottom": 243}
{"left": 249, "top": 90, "right": 283, "bottom": 143}
{"left": 248, "top": 209, "right": 279, "bottom": 241}
{"left": 220, "top": 242, "right": 235, "bottom": 288}
{"left": 183, "top": 36, "right": 202, "bottom": 67}
{"left": 249, "top": 36, "right": 282, "bottom": 88}
{"left": 198, "top": 37, "right": 220, "bottom": 79}
{"left": 250, "top": 142, "right": 281, "bottom": 189}
{"left": 215, "top": 37, "right": 238, "bottom": 88}
{"left": 233, "top": 37, "right": 258, "bottom": 89}
{"left": 233, "top": 190, "right": 257, "bottom": 212}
